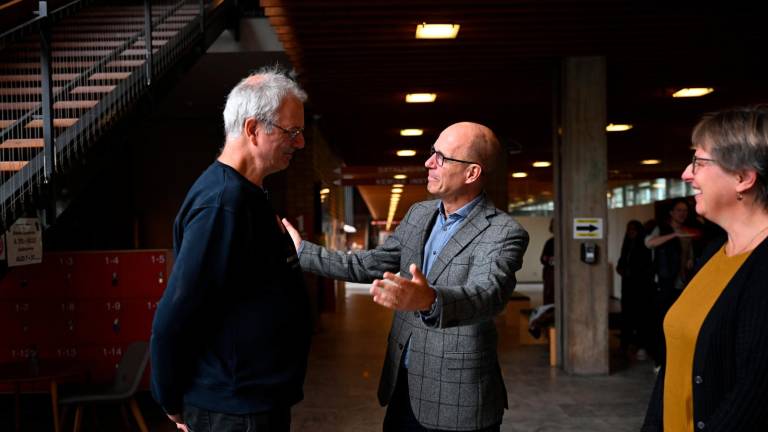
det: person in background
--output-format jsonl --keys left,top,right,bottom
{"left": 284, "top": 122, "right": 529, "bottom": 432}
{"left": 540, "top": 218, "right": 555, "bottom": 306}
{"left": 642, "top": 105, "right": 768, "bottom": 431}
{"left": 150, "top": 68, "right": 312, "bottom": 432}
{"left": 616, "top": 220, "right": 653, "bottom": 360}
{"left": 644, "top": 198, "right": 701, "bottom": 367}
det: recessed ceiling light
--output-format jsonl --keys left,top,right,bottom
{"left": 392, "top": 183, "right": 404, "bottom": 188}
{"left": 511, "top": 172, "right": 528, "bottom": 178}
{"left": 415, "top": 23, "right": 460, "bottom": 39}
{"left": 319, "top": 188, "right": 330, "bottom": 195}
{"left": 405, "top": 93, "right": 437, "bottom": 103}
{"left": 391, "top": 188, "right": 403, "bottom": 193}
{"left": 393, "top": 174, "right": 408, "bottom": 179}
{"left": 641, "top": 159, "right": 661, "bottom": 165}
{"left": 400, "top": 129, "right": 423, "bottom": 136}
{"left": 606, "top": 123, "right": 633, "bottom": 132}
{"left": 672, "top": 87, "right": 714, "bottom": 98}
{"left": 396, "top": 149, "right": 417, "bottom": 157}
{"left": 532, "top": 161, "right": 551, "bottom": 168}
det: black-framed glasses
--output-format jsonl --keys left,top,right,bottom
{"left": 691, "top": 155, "right": 717, "bottom": 174}
{"left": 429, "top": 145, "right": 480, "bottom": 167}
{"left": 267, "top": 121, "right": 304, "bottom": 142}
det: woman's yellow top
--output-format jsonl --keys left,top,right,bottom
{"left": 663, "top": 245, "right": 751, "bottom": 431}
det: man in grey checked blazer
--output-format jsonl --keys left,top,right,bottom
{"left": 283, "top": 122, "right": 529, "bottom": 431}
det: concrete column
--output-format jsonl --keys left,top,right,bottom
{"left": 555, "top": 56, "right": 609, "bottom": 375}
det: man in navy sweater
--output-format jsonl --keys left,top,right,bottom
{"left": 150, "top": 68, "right": 311, "bottom": 432}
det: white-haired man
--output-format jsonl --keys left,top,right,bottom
{"left": 151, "top": 68, "right": 311, "bottom": 432}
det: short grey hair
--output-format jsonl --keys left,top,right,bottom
{"left": 692, "top": 104, "right": 768, "bottom": 208}
{"left": 223, "top": 67, "right": 307, "bottom": 138}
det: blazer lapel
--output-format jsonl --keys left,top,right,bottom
{"left": 426, "top": 196, "right": 494, "bottom": 283}
{"left": 418, "top": 208, "right": 439, "bottom": 269}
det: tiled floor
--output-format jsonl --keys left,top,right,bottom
{"left": 290, "top": 284, "right": 656, "bottom": 432}
{"left": 2, "top": 284, "right": 656, "bottom": 431}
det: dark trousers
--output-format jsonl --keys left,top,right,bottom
{"left": 383, "top": 366, "right": 500, "bottom": 432}
{"left": 185, "top": 405, "right": 291, "bottom": 432}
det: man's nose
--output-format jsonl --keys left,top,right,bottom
{"left": 425, "top": 152, "right": 437, "bottom": 168}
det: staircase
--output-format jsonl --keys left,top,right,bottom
{"left": 0, "top": 0, "right": 215, "bottom": 231}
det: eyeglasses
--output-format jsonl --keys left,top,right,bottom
{"left": 267, "top": 121, "right": 304, "bottom": 143}
{"left": 691, "top": 154, "right": 717, "bottom": 174}
{"left": 429, "top": 145, "right": 480, "bottom": 167}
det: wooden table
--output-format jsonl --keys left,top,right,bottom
{"left": 0, "top": 361, "right": 83, "bottom": 432}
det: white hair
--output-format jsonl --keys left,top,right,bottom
{"left": 222, "top": 67, "right": 307, "bottom": 138}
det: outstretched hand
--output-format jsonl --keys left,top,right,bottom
{"left": 370, "top": 263, "right": 436, "bottom": 312}
{"left": 281, "top": 218, "right": 303, "bottom": 251}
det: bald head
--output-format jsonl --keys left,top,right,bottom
{"left": 442, "top": 122, "right": 501, "bottom": 175}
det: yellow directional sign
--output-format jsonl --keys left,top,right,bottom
{"left": 573, "top": 218, "right": 603, "bottom": 239}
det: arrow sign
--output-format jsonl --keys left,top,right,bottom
{"left": 573, "top": 218, "right": 603, "bottom": 239}
{"left": 576, "top": 224, "right": 599, "bottom": 232}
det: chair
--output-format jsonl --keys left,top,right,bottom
{"left": 59, "top": 341, "right": 150, "bottom": 432}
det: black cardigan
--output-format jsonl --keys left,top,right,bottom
{"left": 642, "top": 235, "right": 768, "bottom": 431}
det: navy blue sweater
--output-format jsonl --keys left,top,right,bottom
{"left": 151, "top": 161, "right": 311, "bottom": 415}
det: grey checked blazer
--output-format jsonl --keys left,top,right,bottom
{"left": 299, "top": 194, "right": 529, "bottom": 431}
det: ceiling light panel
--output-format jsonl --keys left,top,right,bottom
{"left": 415, "top": 23, "right": 460, "bottom": 39}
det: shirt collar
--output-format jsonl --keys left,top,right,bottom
{"left": 438, "top": 194, "right": 483, "bottom": 220}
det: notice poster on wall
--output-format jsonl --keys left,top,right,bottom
{"left": 7, "top": 217, "right": 43, "bottom": 267}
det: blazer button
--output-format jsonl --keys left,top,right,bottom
{"left": 697, "top": 420, "right": 706, "bottom": 430}
{"left": 694, "top": 375, "right": 703, "bottom": 384}
{"left": 398, "top": 343, "right": 404, "bottom": 350}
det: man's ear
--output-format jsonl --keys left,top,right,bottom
{"left": 243, "top": 118, "right": 259, "bottom": 142}
{"left": 465, "top": 164, "right": 482, "bottom": 184}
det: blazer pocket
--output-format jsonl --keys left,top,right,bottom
{"left": 444, "top": 351, "right": 491, "bottom": 370}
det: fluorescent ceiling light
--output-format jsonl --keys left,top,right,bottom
{"left": 396, "top": 149, "right": 417, "bottom": 157}
{"left": 415, "top": 23, "right": 460, "bottom": 39}
{"left": 319, "top": 188, "right": 330, "bottom": 194}
{"left": 641, "top": 159, "right": 661, "bottom": 165}
{"left": 342, "top": 224, "right": 357, "bottom": 233}
{"left": 606, "top": 123, "right": 633, "bottom": 132}
{"left": 405, "top": 93, "right": 437, "bottom": 103}
{"left": 400, "top": 129, "right": 423, "bottom": 136}
{"left": 532, "top": 161, "right": 551, "bottom": 168}
{"left": 511, "top": 172, "right": 528, "bottom": 178}
{"left": 672, "top": 87, "right": 714, "bottom": 98}
{"left": 393, "top": 174, "right": 408, "bottom": 179}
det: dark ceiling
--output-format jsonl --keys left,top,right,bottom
{"left": 257, "top": 0, "right": 768, "bottom": 214}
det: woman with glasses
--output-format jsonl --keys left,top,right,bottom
{"left": 642, "top": 105, "right": 768, "bottom": 432}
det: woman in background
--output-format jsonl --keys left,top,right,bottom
{"left": 644, "top": 198, "right": 701, "bottom": 368}
{"left": 642, "top": 105, "right": 768, "bottom": 431}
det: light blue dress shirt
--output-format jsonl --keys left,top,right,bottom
{"left": 403, "top": 194, "right": 483, "bottom": 368}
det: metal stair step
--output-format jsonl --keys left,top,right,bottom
{"left": 0, "top": 161, "right": 28, "bottom": 172}
{"left": 0, "top": 100, "right": 98, "bottom": 111}
{"left": 25, "top": 118, "right": 79, "bottom": 129}
{"left": 0, "top": 139, "right": 44, "bottom": 149}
